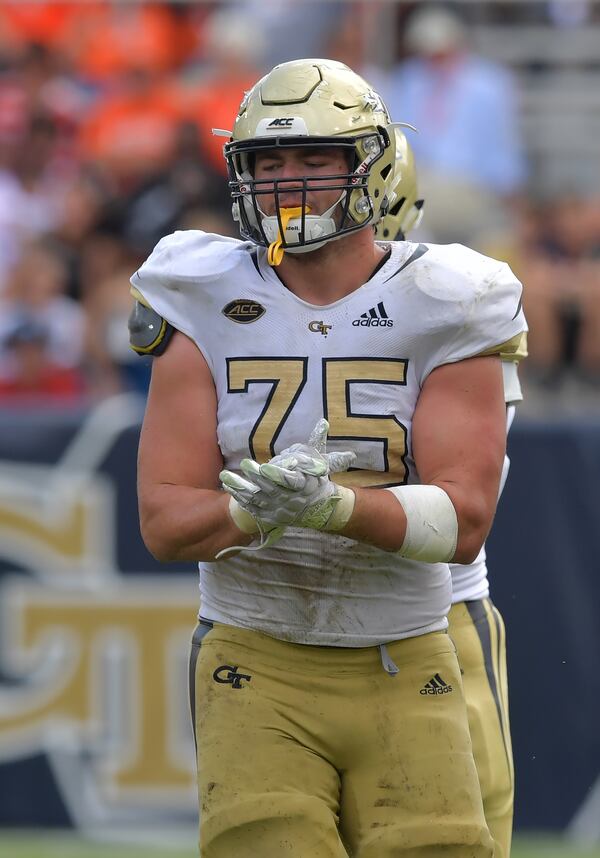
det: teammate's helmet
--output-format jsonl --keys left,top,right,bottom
{"left": 374, "top": 127, "right": 425, "bottom": 241}
{"left": 223, "top": 59, "right": 399, "bottom": 262}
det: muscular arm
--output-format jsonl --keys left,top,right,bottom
{"left": 137, "top": 331, "right": 252, "bottom": 562}
{"left": 341, "top": 355, "right": 506, "bottom": 563}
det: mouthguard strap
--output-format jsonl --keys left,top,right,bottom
{"left": 267, "top": 206, "right": 311, "bottom": 266}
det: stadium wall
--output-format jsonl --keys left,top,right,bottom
{"left": 0, "top": 397, "right": 598, "bottom": 836}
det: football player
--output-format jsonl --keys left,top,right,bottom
{"left": 131, "top": 59, "right": 527, "bottom": 858}
{"left": 375, "top": 140, "right": 525, "bottom": 858}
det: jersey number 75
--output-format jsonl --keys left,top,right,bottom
{"left": 227, "top": 357, "right": 409, "bottom": 488}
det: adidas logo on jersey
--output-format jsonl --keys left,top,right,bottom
{"left": 352, "top": 302, "right": 393, "bottom": 327}
{"left": 420, "top": 673, "right": 453, "bottom": 695}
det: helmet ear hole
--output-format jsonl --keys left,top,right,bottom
{"left": 389, "top": 196, "right": 407, "bottom": 218}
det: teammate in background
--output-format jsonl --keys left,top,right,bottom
{"left": 131, "top": 59, "right": 527, "bottom": 857}
{"left": 375, "top": 142, "right": 526, "bottom": 858}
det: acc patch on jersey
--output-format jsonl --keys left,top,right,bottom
{"left": 222, "top": 299, "right": 266, "bottom": 324}
{"left": 128, "top": 300, "right": 174, "bottom": 356}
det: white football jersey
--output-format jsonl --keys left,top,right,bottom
{"left": 132, "top": 231, "right": 527, "bottom": 646}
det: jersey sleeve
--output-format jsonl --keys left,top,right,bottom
{"left": 128, "top": 229, "right": 248, "bottom": 362}
{"left": 414, "top": 245, "right": 528, "bottom": 384}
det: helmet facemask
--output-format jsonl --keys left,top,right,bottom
{"left": 225, "top": 131, "right": 390, "bottom": 263}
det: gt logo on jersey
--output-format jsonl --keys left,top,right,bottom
{"left": 222, "top": 299, "right": 266, "bottom": 324}
{"left": 308, "top": 320, "right": 332, "bottom": 337}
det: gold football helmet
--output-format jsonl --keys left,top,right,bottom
{"left": 223, "top": 59, "right": 400, "bottom": 262}
{"left": 374, "top": 127, "right": 425, "bottom": 241}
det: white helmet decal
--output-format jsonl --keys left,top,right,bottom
{"left": 255, "top": 117, "right": 309, "bottom": 136}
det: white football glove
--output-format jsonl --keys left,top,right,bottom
{"left": 214, "top": 470, "right": 285, "bottom": 560}
{"left": 220, "top": 419, "right": 356, "bottom": 532}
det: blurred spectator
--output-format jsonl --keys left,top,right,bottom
{"left": 47, "top": 170, "right": 114, "bottom": 301}
{"left": 0, "top": 42, "right": 57, "bottom": 155}
{"left": 185, "top": 7, "right": 266, "bottom": 176}
{"left": 324, "top": 3, "right": 369, "bottom": 69}
{"left": 0, "top": 32, "right": 91, "bottom": 163}
{"left": 78, "top": 66, "right": 184, "bottom": 190}
{"left": 120, "top": 120, "right": 231, "bottom": 257}
{"left": 0, "top": 0, "right": 594, "bottom": 420}
{"left": 0, "top": 315, "right": 85, "bottom": 405}
{"left": 0, "top": 2, "right": 90, "bottom": 63}
{"left": 230, "top": 0, "right": 346, "bottom": 69}
{"left": 547, "top": 0, "right": 593, "bottom": 27}
{"left": 82, "top": 244, "right": 151, "bottom": 398}
{"left": 0, "top": 39, "right": 84, "bottom": 287}
{"left": 0, "top": 238, "right": 86, "bottom": 376}
{"left": 373, "top": 3, "right": 527, "bottom": 246}
{"left": 0, "top": 111, "right": 69, "bottom": 287}
{"left": 69, "top": 2, "right": 197, "bottom": 84}
{"left": 78, "top": 132, "right": 234, "bottom": 401}
{"left": 518, "top": 191, "right": 600, "bottom": 387}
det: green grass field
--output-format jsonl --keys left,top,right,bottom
{"left": 0, "top": 831, "right": 599, "bottom": 858}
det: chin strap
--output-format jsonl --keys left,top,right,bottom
{"left": 267, "top": 206, "right": 311, "bottom": 266}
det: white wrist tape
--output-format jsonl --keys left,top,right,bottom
{"left": 228, "top": 497, "right": 260, "bottom": 535}
{"left": 322, "top": 485, "right": 356, "bottom": 532}
{"left": 385, "top": 485, "right": 458, "bottom": 563}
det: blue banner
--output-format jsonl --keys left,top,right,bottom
{"left": 0, "top": 399, "right": 598, "bottom": 835}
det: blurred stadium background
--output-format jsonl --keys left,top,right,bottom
{"left": 0, "top": 1, "right": 598, "bottom": 856}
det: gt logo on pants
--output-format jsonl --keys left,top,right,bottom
{"left": 213, "top": 664, "right": 252, "bottom": 689}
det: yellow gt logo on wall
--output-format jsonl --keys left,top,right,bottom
{"left": 0, "top": 395, "right": 199, "bottom": 829}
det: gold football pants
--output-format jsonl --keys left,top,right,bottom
{"left": 449, "top": 599, "right": 514, "bottom": 858}
{"left": 189, "top": 621, "right": 493, "bottom": 858}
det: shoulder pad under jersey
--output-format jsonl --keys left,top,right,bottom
{"left": 406, "top": 242, "right": 511, "bottom": 305}
{"left": 128, "top": 297, "right": 174, "bottom": 356}
{"left": 129, "top": 230, "right": 254, "bottom": 343}
{"left": 133, "top": 229, "right": 251, "bottom": 289}
{"left": 399, "top": 242, "right": 527, "bottom": 380}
